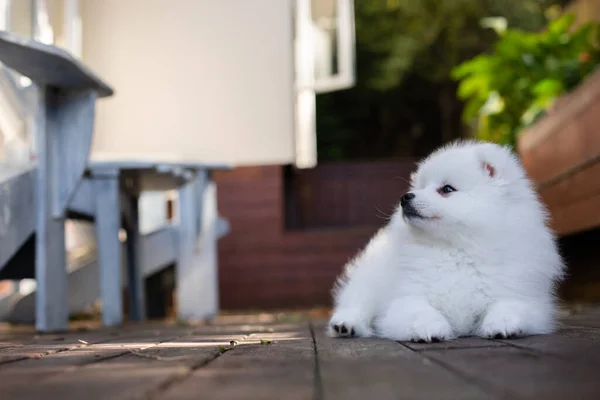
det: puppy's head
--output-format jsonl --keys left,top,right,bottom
{"left": 399, "top": 140, "right": 536, "bottom": 242}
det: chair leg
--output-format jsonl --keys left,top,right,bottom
{"left": 94, "top": 174, "right": 123, "bottom": 326}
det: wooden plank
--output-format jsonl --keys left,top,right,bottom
{"left": 518, "top": 68, "right": 600, "bottom": 183}
{"left": 124, "top": 190, "right": 146, "bottom": 321}
{"left": 50, "top": 90, "right": 99, "bottom": 217}
{"left": 314, "top": 326, "right": 492, "bottom": 399}
{"left": 186, "top": 322, "right": 304, "bottom": 336}
{"left": 423, "top": 345, "right": 600, "bottom": 399}
{"left": 0, "top": 326, "right": 188, "bottom": 366}
{"left": 0, "top": 326, "right": 204, "bottom": 398}
{"left": 0, "top": 329, "right": 120, "bottom": 365}
{"left": 0, "top": 322, "right": 306, "bottom": 399}
{"left": 0, "top": 332, "right": 181, "bottom": 389}
{"left": 0, "top": 324, "right": 276, "bottom": 369}
{"left": 561, "top": 308, "right": 600, "bottom": 329}
{"left": 402, "top": 337, "right": 507, "bottom": 351}
{"left": 35, "top": 90, "right": 68, "bottom": 332}
{"left": 542, "top": 187, "right": 600, "bottom": 236}
{"left": 177, "top": 174, "right": 203, "bottom": 320}
{"left": 538, "top": 161, "right": 600, "bottom": 209}
{"left": 494, "top": 326, "right": 600, "bottom": 365}
{"left": 2, "top": 316, "right": 600, "bottom": 399}
{"left": 0, "top": 341, "right": 16, "bottom": 349}
{"left": 93, "top": 172, "right": 123, "bottom": 326}
{"left": 156, "top": 323, "right": 315, "bottom": 400}
{"left": 535, "top": 158, "right": 600, "bottom": 235}
{"left": 0, "top": 343, "right": 72, "bottom": 365}
{"left": 555, "top": 325, "right": 600, "bottom": 339}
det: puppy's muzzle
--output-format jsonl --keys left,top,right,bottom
{"left": 400, "top": 192, "right": 422, "bottom": 219}
{"left": 400, "top": 192, "right": 415, "bottom": 208}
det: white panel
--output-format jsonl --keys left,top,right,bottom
{"left": 81, "top": 0, "right": 295, "bottom": 166}
{"left": 9, "top": 0, "right": 33, "bottom": 38}
{"left": 297, "top": 0, "right": 355, "bottom": 94}
{"left": 294, "top": 0, "right": 317, "bottom": 169}
{"left": 138, "top": 191, "right": 168, "bottom": 235}
{"left": 293, "top": 0, "right": 356, "bottom": 169}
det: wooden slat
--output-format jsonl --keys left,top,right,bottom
{"left": 0, "top": 320, "right": 312, "bottom": 400}
{"left": 532, "top": 155, "right": 600, "bottom": 235}
{"left": 0, "top": 334, "right": 180, "bottom": 390}
{"left": 518, "top": 68, "right": 600, "bottom": 183}
{"left": 314, "top": 325, "right": 492, "bottom": 399}
{"left": 0, "top": 328, "right": 219, "bottom": 399}
{"left": 561, "top": 307, "right": 600, "bottom": 329}
{"left": 2, "top": 313, "right": 600, "bottom": 398}
{"left": 544, "top": 190, "right": 600, "bottom": 236}
{"left": 156, "top": 324, "right": 315, "bottom": 400}
{"left": 493, "top": 326, "right": 600, "bottom": 364}
{"left": 539, "top": 161, "right": 600, "bottom": 209}
{"left": 423, "top": 345, "right": 600, "bottom": 399}
{"left": 0, "top": 328, "right": 127, "bottom": 365}
{"left": 402, "top": 337, "right": 506, "bottom": 351}
{"left": 516, "top": 69, "right": 600, "bottom": 236}
{"left": 0, "top": 326, "right": 194, "bottom": 368}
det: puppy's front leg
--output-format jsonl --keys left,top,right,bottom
{"left": 476, "top": 299, "right": 555, "bottom": 339}
{"left": 328, "top": 275, "right": 377, "bottom": 338}
{"left": 376, "top": 297, "right": 455, "bottom": 342}
{"left": 328, "top": 307, "right": 374, "bottom": 338}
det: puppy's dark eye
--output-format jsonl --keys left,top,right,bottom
{"left": 438, "top": 185, "right": 456, "bottom": 196}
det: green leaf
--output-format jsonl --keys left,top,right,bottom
{"left": 495, "top": 30, "right": 538, "bottom": 59}
{"left": 451, "top": 55, "right": 495, "bottom": 80}
{"left": 531, "top": 79, "right": 564, "bottom": 97}
{"left": 218, "top": 345, "right": 230, "bottom": 354}
{"left": 548, "top": 13, "right": 575, "bottom": 36}
{"left": 480, "top": 91, "right": 505, "bottom": 116}
{"left": 456, "top": 76, "right": 489, "bottom": 99}
{"left": 570, "top": 23, "right": 594, "bottom": 45}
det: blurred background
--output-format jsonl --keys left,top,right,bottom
{"left": 1, "top": 0, "right": 600, "bottom": 322}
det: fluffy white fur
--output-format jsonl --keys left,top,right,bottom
{"left": 328, "top": 140, "right": 565, "bottom": 342}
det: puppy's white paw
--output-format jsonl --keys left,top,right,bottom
{"left": 328, "top": 309, "right": 372, "bottom": 338}
{"left": 379, "top": 310, "right": 454, "bottom": 343}
{"left": 478, "top": 312, "right": 523, "bottom": 339}
{"left": 376, "top": 298, "right": 455, "bottom": 342}
{"left": 476, "top": 301, "right": 547, "bottom": 339}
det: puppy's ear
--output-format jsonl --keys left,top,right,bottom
{"left": 483, "top": 162, "right": 496, "bottom": 178}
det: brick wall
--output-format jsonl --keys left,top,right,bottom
{"left": 213, "top": 161, "right": 416, "bottom": 310}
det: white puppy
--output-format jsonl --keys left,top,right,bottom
{"left": 328, "top": 140, "right": 565, "bottom": 342}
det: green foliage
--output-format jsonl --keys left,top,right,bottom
{"left": 453, "top": 13, "right": 600, "bottom": 147}
{"left": 355, "top": 0, "right": 559, "bottom": 90}
{"left": 317, "top": 0, "right": 563, "bottom": 161}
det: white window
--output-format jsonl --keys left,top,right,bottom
{"left": 0, "top": 0, "right": 34, "bottom": 167}
{"left": 294, "top": 0, "right": 355, "bottom": 169}
{"left": 33, "top": 0, "right": 81, "bottom": 57}
{"left": 0, "top": 0, "right": 82, "bottom": 166}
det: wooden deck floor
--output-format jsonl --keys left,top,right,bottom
{"left": 1, "top": 308, "right": 600, "bottom": 399}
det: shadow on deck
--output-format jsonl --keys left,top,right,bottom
{"left": 1, "top": 308, "right": 599, "bottom": 399}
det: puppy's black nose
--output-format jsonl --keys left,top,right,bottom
{"left": 400, "top": 192, "right": 415, "bottom": 207}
